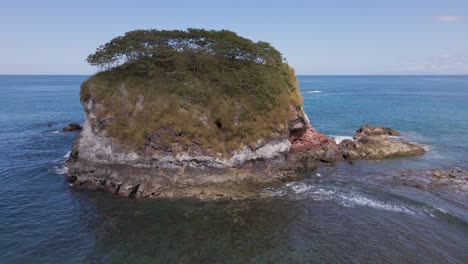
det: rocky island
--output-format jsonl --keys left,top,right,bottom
{"left": 66, "top": 29, "right": 425, "bottom": 199}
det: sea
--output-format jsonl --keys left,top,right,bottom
{"left": 0, "top": 75, "right": 467, "bottom": 263}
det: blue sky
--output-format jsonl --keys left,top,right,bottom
{"left": 1, "top": 0, "right": 467, "bottom": 75}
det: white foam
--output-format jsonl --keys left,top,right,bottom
{"left": 285, "top": 182, "right": 313, "bottom": 194}
{"left": 50, "top": 151, "right": 71, "bottom": 175}
{"left": 303, "top": 90, "right": 322, "bottom": 94}
{"left": 266, "top": 182, "right": 418, "bottom": 215}
{"left": 263, "top": 187, "right": 287, "bottom": 196}
{"left": 417, "top": 143, "right": 433, "bottom": 151}
{"left": 338, "top": 194, "right": 416, "bottom": 215}
{"left": 331, "top": 136, "right": 354, "bottom": 144}
{"left": 402, "top": 131, "right": 431, "bottom": 142}
{"left": 51, "top": 165, "right": 68, "bottom": 175}
{"left": 421, "top": 207, "right": 448, "bottom": 217}
{"left": 434, "top": 207, "right": 448, "bottom": 214}
{"left": 50, "top": 130, "right": 61, "bottom": 134}
{"left": 309, "top": 188, "right": 336, "bottom": 201}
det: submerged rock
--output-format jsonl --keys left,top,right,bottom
{"left": 394, "top": 168, "right": 468, "bottom": 196}
{"left": 432, "top": 170, "right": 445, "bottom": 179}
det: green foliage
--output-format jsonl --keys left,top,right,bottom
{"left": 82, "top": 29, "right": 302, "bottom": 155}
{"left": 86, "top": 29, "right": 285, "bottom": 71}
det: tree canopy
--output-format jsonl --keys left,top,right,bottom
{"left": 87, "top": 28, "right": 284, "bottom": 72}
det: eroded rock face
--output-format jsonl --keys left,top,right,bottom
{"left": 66, "top": 101, "right": 321, "bottom": 199}
{"left": 287, "top": 107, "right": 340, "bottom": 162}
{"left": 289, "top": 128, "right": 340, "bottom": 161}
{"left": 66, "top": 158, "right": 313, "bottom": 200}
{"left": 289, "top": 126, "right": 329, "bottom": 152}
{"left": 75, "top": 99, "right": 294, "bottom": 169}
{"left": 66, "top": 99, "right": 426, "bottom": 200}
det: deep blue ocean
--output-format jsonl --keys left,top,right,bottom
{"left": 0, "top": 75, "right": 467, "bottom": 263}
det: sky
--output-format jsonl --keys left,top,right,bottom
{"left": 0, "top": 0, "right": 467, "bottom": 75}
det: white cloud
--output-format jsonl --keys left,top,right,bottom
{"left": 398, "top": 54, "right": 468, "bottom": 74}
{"left": 435, "top": 15, "right": 465, "bottom": 22}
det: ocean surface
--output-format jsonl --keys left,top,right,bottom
{"left": 0, "top": 75, "right": 467, "bottom": 263}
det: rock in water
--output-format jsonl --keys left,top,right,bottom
{"left": 339, "top": 125, "right": 425, "bottom": 160}
{"left": 65, "top": 29, "right": 426, "bottom": 200}
{"left": 62, "top": 122, "right": 82, "bottom": 132}
{"left": 356, "top": 124, "right": 401, "bottom": 137}
{"left": 432, "top": 171, "right": 445, "bottom": 179}
{"left": 66, "top": 29, "right": 323, "bottom": 199}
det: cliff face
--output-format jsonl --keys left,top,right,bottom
{"left": 73, "top": 97, "right": 305, "bottom": 169}
{"left": 66, "top": 93, "right": 425, "bottom": 199}
{"left": 66, "top": 96, "right": 326, "bottom": 199}
{"left": 66, "top": 87, "right": 426, "bottom": 200}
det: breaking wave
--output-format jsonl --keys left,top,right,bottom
{"left": 303, "top": 90, "right": 322, "bottom": 94}
{"left": 330, "top": 135, "right": 354, "bottom": 144}
{"left": 50, "top": 151, "right": 71, "bottom": 175}
{"left": 51, "top": 165, "right": 68, "bottom": 175}
{"left": 414, "top": 143, "right": 433, "bottom": 151}
{"left": 338, "top": 194, "right": 415, "bottom": 214}
{"left": 264, "top": 182, "right": 447, "bottom": 216}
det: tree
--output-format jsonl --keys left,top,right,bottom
{"left": 86, "top": 29, "right": 284, "bottom": 73}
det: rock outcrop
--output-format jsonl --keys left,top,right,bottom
{"left": 355, "top": 124, "right": 400, "bottom": 137}
{"left": 338, "top": 126, "right": 425, "bottom": 160}
{"left": 66, "top": 102, "right": 322, "bottom": 199}
{"left": 66, "top": 29, "right": 426, "bottom": 200}
{"left": 67, "top": 90, "right": 426, "bottom": 200}
{"left": 67, "top": 98, "right": 425, "bottom": 200}
{"left": 287, "top": 107, "right": 340, "bottom": 162}
{"left": 62, "top": 122, "right": 82, "bottom": 132}
{"left": 67, "top": 101, "right": 426, "bottom": 199}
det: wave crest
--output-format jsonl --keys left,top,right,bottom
{"left": 264, "top": 182, "right": 444, "bottom": 216}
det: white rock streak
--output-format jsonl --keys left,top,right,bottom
{"left": 77, "top": 100, "right": 291, "bottom": 169}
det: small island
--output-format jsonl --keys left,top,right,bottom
{"left": 66, "top": 29, "right": 425, "bottom": 199}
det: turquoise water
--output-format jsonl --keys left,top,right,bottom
{"left": 301, "top": 75, "right": 468, "bottom": 168}
{"left": 0, "top": 75, "right": 467, "bottom": 263}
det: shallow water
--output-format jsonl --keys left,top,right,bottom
{"left": 0, "top": 75, "right": 467, "bottom": 263}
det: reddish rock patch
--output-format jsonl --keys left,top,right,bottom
{"left": 289, "top": 125, "right": 333, "bottom": 153}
